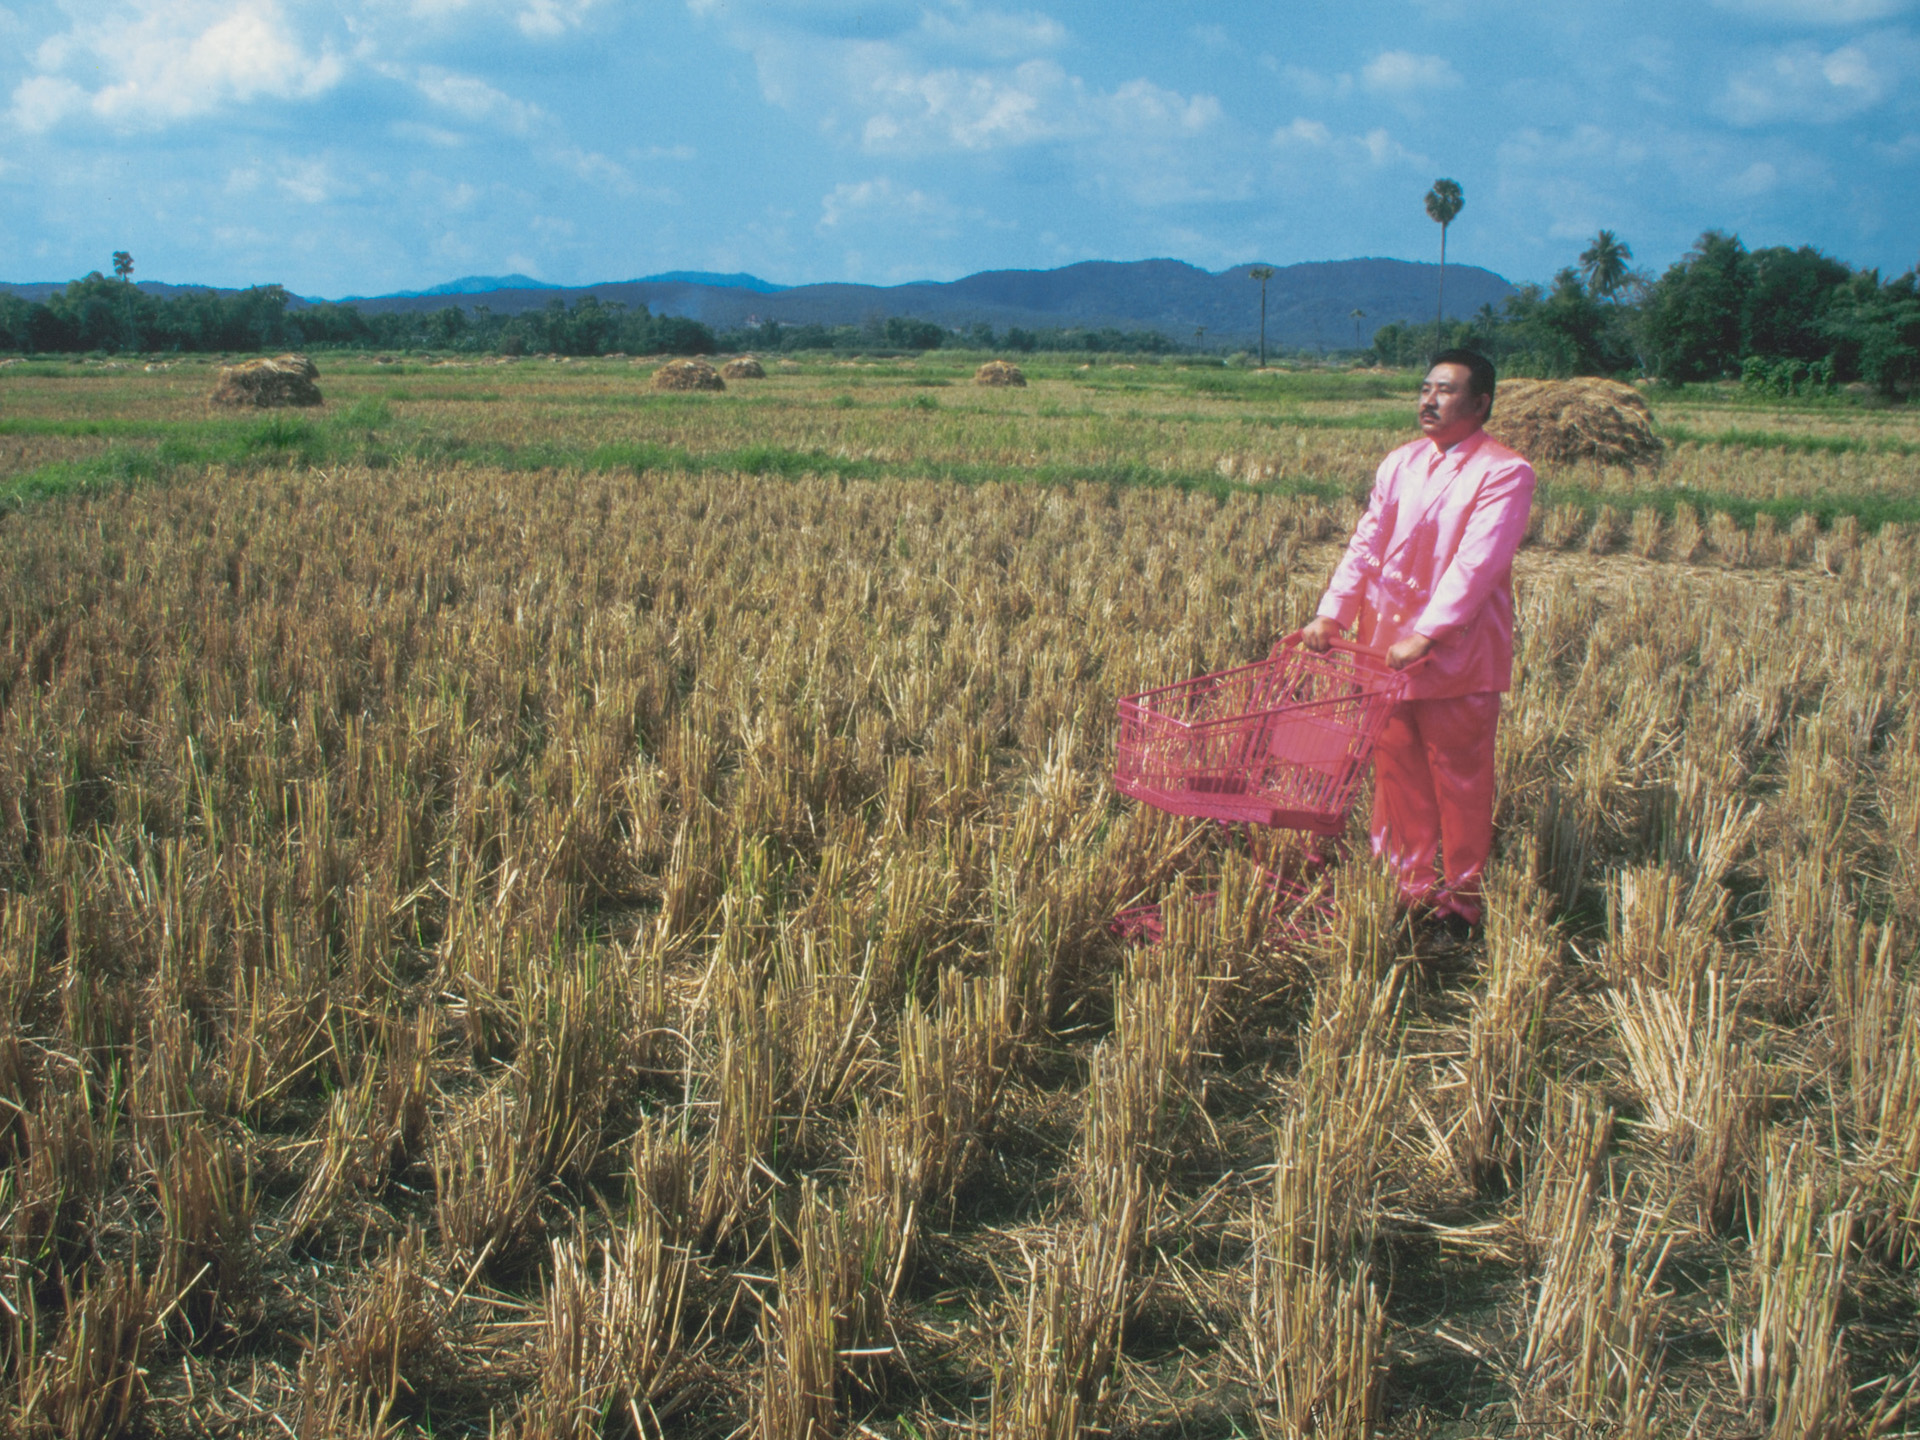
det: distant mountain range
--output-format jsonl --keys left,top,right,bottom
{"left": 337, "top": 271, "right": 793, "bottom": 298}
{"left": 1, "top": 258, "right": 1513, "bottom": 348}
{"left": 372, "top": 273, "right": 559, "bottom": 297}
{"left": 330, "top": 258, "right": 1513, "bottom": 348}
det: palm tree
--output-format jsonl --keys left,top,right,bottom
{"left": 1351, "top": 308, "right": 1367, "bottom": 352}
{"left": 1578, "top": 230, "right": 1632, "bottom": 302}
{"left": 1249, "top": 266, "right": 1274, "bottom": 367}
{"left": 1424, "top": 179, "right": 1464, "bottom": 329}
{"left": 111, "top": 251, "right": 136, "bottom": 351}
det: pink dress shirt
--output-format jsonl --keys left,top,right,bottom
{"left": 1315, "top": 428, "right": 1536, "bottom": 700}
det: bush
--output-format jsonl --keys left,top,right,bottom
{"left": 1740, "top": 355, "right": 1835, "bottom": 399}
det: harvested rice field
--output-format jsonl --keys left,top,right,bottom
{"left": 2, "top": 353, "right": 1918, "bottom": 1438}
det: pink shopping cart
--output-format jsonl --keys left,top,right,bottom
{"left": 1111, "top": 633, "right": 1415, "bottom": 939}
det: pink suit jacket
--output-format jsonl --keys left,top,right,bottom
{"left": 1315, "top": 428, "right": 1536, "bottom": 700}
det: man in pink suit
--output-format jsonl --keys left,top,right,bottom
{"left": 1301, "top": 350, "right": 1535, "bottom": 926}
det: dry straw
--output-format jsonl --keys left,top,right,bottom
{"left": 1731, "top": 1138, "right": 1857, "bottom": 1440}
{"left": 1247, "top": 1112, "right": 1388, "bottom": 1439}
{"left": 0, "top": 388, "right": 1916, "bottom": 1435}
{"left": 1490, "top": 377, "right": 1665, "bottom": 469}
{"left": 209, "top": 353, "right": 323, "bottom": 407}
{"left": 651, "top": 359, "right": 726, "bottom": 392}
{"left": 1519, "top": 1187, "right": 1670, "bottom": 1436}
{"left": 1453, "top": 879, "right": 1560, "bottom": 1189}
{"left": 1604, "top": 971, "right": 1758, "bottom": 1230}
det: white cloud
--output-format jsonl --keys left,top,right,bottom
{"left": 1275, "top": 117, "right": 1332, "bottom": 147}
{"left": 1498, "top": 123, "right": 1651, "bottom": 171}
{"left": 1711, "top": 0, "right": 1913, "bottom": 22}
{"left": 859, "top": 57, "right": 1069, "bottom": 151}
{"left": 1273, "top": 117, "right": 1425, "bottom": 168}
{"left": 553, "top": 145, "right": 632, "bottom": 190}
{"left": 1726, "top": 159, "right": 1779, "bottom": 194}
{"left": 1276, "top": 63, "right": 1356, "bottom": 99}
{"left": 276, "top": 156, "right": 353, "bottom": 203}
{"left": 917, "top": 6, "right": 1066, "bottom": 60}
{"left": 390, "top": 119, "right": 466, "bottom": 147}
{"left": 1361, "top": 50, "right": 1463, "bottom": 96}
{"left": 8, "top": 0, "right": 342, "bottom": 131}
{"left": 9, "top": 74, "right": 86, "bottom": 133}
{"left": 693, "top": 0, "right": 1213, "bottom": 162}
{"left": 513, "top": 0, "right": 602, "bottom": 36}
{"left": 1360, "top": 128, "right": 1413, "bottom": 164}
{"left": 822, "top": 50, "right": 1211, "bottom": 158}
{"left": 1096, "top": 78, "right": 1221, "bottom": 137}
{"left": 0, "top": 0, "right": 606, "bottom": 137}
{"left": 410, "top": 65, "right": 543, "bottom": 133}
{"left": 1493, "top": 120, "right": 1834, "bottom": 251}
{"left": 394, "top": 0, "right": 605, "bottom": 37}
{"left": 685, "top": 0, "right": 921, "bottom": 34}
{"left": 818, "top": 176, "right": 956, "bottom": 231}
{"left": 1718, "top": 35, "right": 1912, "bottom": 123}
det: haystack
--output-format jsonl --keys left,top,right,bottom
{"left": 720, "top": 356, "right": 766, "bottom": 380}
{"left": 209, "top": 354, "right": 323, "bottom": 408}
{"left": 1489, "top": 378, "right": 1664, "bottom": 468}
{"left": 975, "top": 360, "right": 1026, "bottom": 388}
{"left": 651, "top": 359, "right": 726, "bottom": 392}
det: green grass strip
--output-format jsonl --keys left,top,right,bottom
{"left": 0, "top": 416, "right": 180, "bottom": 438}
{"left": 1659, "top": 422, "right": 1920, "bottom": 457}
{"left": 1, "top": 431, "right": 1354, "bottom": 509}
{"left": 7, "top": 426, "right": 1917, "bottom": 529}
{"left": 1536, "top": 480, "right": 1920, "bottom": 532}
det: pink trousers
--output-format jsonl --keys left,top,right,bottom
{"left": 1369, "top": 691, "right": 1501, "bottom": 923}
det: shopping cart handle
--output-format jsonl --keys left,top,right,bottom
{"left": 1276, "top": 630, "right": 1429, "bottom": 671}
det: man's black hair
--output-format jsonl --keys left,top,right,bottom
{"left": 1429, "top": 348, "right": 1497, "bottom": 417}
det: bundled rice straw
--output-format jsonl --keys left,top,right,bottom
{"left": 650, "top": 359, "right": 726, "bottom": 392}
{"left": 209, "top": 354, "right": 323, "bottom": 408}
{"left": 974, "top": 360, "right": 1027, "bottom": 388}
{"left": 1491, "top": 378, "right": 1664, "bottom": 469}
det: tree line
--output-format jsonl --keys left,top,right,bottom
{"left": 710, "top": 316, "right": 1178, "bottom": 354}
{"left": 1371, "top": 229, "right": 1920, "bottom": 396}
{"left": 0, "top": 271, "right": 1179, "bottom": 361}
{"left": 0, "top": 276, "right": 718, "bottom": 358}
{"left": 9, "top": 235, "right": 1918, "bottom": 395}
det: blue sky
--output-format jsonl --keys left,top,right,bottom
{"left": 2, "top": 0, "right": 1915, "bottom": 297}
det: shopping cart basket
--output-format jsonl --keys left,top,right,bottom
{"left": 1115, "top": 634, "right": 1414, "bottom": 836}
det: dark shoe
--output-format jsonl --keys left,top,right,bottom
{"left": 1417, "top": 907, "right": 1480, "bottom": 958}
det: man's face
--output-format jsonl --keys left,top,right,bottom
{"left": 1418, "top": 363, "right": 1490, "bottom": 449}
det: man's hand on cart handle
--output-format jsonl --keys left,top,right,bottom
{"left": 1386, "top": 633, "right": 1434, "bottom": 670}
{"left": 1299, "top": 616, "right": 1342, "bottom": 653}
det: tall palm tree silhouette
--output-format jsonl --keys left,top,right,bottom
{"left": 1424, "top": 179, "right": 1464, "bottom": 330}
{"left": 1249, "top": 266, "right": 1274, "bottom": 367}
{"left": 1578, "top": 230, "right": 1632, "bottom": 301}
{"left": 112, "top": 251, "right": 136, "bottom": 351}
